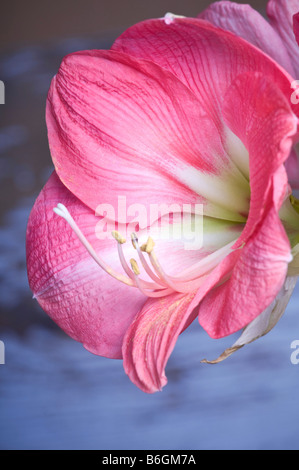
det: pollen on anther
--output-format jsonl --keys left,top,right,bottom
{"left": 140, "top": 236, "right": 155, "bottom": 254}
{"left": 111, "top": 230, "right": 126, "bottom": 244}
{"left": 130, "top": 259, "right": 140, "bottom": 275}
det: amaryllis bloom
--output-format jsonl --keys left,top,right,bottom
{"left": 27, "top": 1, "right": 299, "bottom": 393}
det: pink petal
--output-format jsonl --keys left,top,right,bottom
{"left": 26, "top": 172, "right": 146, "bottom": 359}
{"left": 113, "top": 17, "right": 296, "bottom": 116}
{"left": 47, "top": 49, "right": 245, "bottom": 222}
{"left": 122, "top": 246, "right": 243, "bottom": 393}
{"left": 196, "top": 72, "right": 296, "bottom": 338}
{"left": 267, "top": 0, "right": 299, "bottom": 76}
{"left": 221, "top": 71, "right": 297, "bottom": 247}
{"left": 199, "top": 0, "right": 295, "bottom": 75}
{"left": 197, "top": 206, "right": 291, "bottom": 338}
{"left": 122, "top": 291, "right": 198, "bottom": 393}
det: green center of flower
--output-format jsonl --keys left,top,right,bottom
{"left": 290, "top": 194, "right": 299, "bottom": 216}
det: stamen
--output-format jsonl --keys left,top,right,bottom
{"left": 140, "top": 236, "right": 155, "bottom": 254}
{"left": 131, "top": 233, "right": 138, "bottom": 250}
{"left": 148, "top": 251, "right": 189, "bottom": 293}
{"left": 113, "top": 231, "right": 166, "bottom": 290}
{"left": 146, "top": 239, "right": 238, "bottom": 286}
{"left": 145, "top": 239, "right": 238, "bottom": 293}
{"left": 111, "top": 230, "right": 135, "bottom": 280}
{"left": 130, "top": 258, "right": 174, "bottom": 298}
{"left": 131, "top": 233, "right": 195, "bottom": 293}
{"left": 132, "top": 230, "right": 221, "bottom": 293}
{"left": 171, "top": 239, "right": 237, "bottom": 282}
{"left": 111, "top": 230, "right": 126, "bottom": 244}
{"left": 53, "top": 204, "right": 237, "bottom": 298}
{"left": 131, "top": 233, "right": 168, "bottom": 288}
{"left": 130, "top": 258, "right": 140, "bottom": 276}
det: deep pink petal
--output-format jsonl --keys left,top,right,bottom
{"left": 26, "top": 172, "right": 146, "bottom": 359}
{"left": 47, "top": 49, "right": 246, "bottom": 222}
{"left": 267, "top": 0, "right": 299, "bottom": 76}
{"left": 199, "top": 0, "right": 295, "bottom": 75}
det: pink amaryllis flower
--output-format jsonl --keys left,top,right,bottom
{"left": 27, "top": 3, "right": 299, "bottom": 393}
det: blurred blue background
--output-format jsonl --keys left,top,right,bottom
{"left": 1, "top": 0, "right": 299, "bottom": 450}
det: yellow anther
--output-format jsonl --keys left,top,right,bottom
{"left": 111, "top": 231, "right": 126, "bottom": 244}
{"left": 130, "top": 258, "right": 140, "bottom": 276}
{"left": 140, "top": 236, "right": 155, "bottom": 254}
